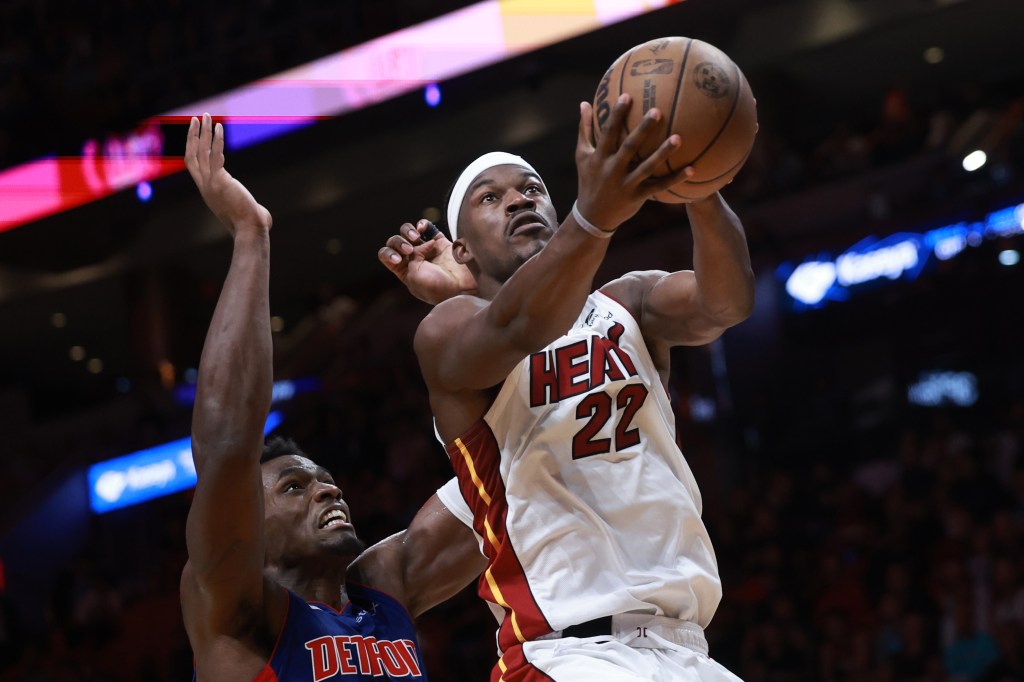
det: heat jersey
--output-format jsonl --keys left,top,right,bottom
{"left": 440, "top": 290, "right": 722, "bottom": 654}
{"left": 240, "top": 584, "right": 426, "bottom": 682}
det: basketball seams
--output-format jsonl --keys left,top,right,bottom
{"left": 660, "top": 143, "right": 753, "bottom": 201}
{"left": 683, "top": 143, "right": 752, "bottom": 185}
{"left": 663, "top": 38, "right": 694, "bottom": 175}
{"left": 678, "top": 57, "right": 743, "bottom": 172}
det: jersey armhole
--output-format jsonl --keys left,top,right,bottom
{"left": 246, "top": 586, "right": 291, "bottom": 682}
{"left": 436, "top": 476, "right": 474, "bottom": 529}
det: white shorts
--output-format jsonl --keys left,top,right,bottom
{"left": 496, "top": 616, "right": 743, "bottom": 682}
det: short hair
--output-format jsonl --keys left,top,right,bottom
{"left": 260, "top": 435, "right": 308, "bottom": 464}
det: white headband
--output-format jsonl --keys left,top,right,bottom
{"left": 446, "top": 151, "right": 539, "bottom": 241}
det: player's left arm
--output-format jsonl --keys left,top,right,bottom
{"left": 608, "top": 192, "right": 754, "bottom": 347}
{"left": 347, "top": 492, "right": 485, "bottom": 618}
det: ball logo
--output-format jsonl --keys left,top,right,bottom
{"left": 630, "top": 59, "right": 674, "bottom": 76}
{"left": 693, "top": 62, "right": 731, "bottom": 99}
{"left": 649, "top": 39, "right": 671, "bottom": 54}
{"left": 641, "top": 79, "right": 657, "bottom": 114}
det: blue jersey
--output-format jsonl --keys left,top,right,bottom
{"left": 198, "top": 583, "right": 428, "bottom": 682}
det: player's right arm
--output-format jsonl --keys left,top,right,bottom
{"left": 180, "top": 114, "right": 277, "bottom": 655}
{"left": 416, "top": 96, "right": 692, "bottom": 394}
{"left": 348, "top": 487, "right": 486, "bottom": 618}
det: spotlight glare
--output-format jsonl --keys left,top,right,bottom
{"left": 136, "top": 181, "right": 153, "bottom": 202}
{"left": 923, "top": 46, "right": 945, "bottom": 64}
{"left": 962, "top": 150, "right": 987, "bottom": 172}
{"left": 998, "top": 249, "right": 1020, "bottom": 266}
{"left": 424, "top": 83, "right": 441, "bottom": 108}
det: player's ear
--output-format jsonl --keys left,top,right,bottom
{"left": 452, "top": 238, "right": 473, "bottom": 265}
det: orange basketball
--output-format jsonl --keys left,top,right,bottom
{"left": 592, "top": 37, "right": 758, "bottom": 203}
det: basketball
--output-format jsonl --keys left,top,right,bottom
{"left": 592, "top": 37, "right": 758, "bottom": 203}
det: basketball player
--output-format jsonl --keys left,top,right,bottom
{"left": 181, "top": 113, "right": 486, "bottom": 681}
{"left": 377, "top": 95, "right": 752, "bottom": 681}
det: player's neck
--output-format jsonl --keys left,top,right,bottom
{"left": 268, "top": 564, "right": 350, "bottom": 610}
{"left": 476, "top": 270, "right": 510, "bottom": 300}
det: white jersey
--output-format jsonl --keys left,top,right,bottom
{"left": 436, "top": 290, "right": 721, "bottom": 655}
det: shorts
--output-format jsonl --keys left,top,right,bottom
{"left": 493, "top": 615, "right": 743, "bottom": 682}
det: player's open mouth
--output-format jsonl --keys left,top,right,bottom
{"left": 508, "top": 212, "right": 547, "bottom": 236}
{"left": 318, "top": 508, "right": 349, "bottom": 529}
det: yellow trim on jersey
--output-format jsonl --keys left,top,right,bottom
{"left": 456, "top": 435, "right": 527, "bottom": 644}
{"left": 483, "top": 518, "right": 501, "bottom": 550}
{"left": 455, "top": 437, "right": 493, "bottom": 505}
{"left": 485, "top": 566, "right": 527, "bottom": 643}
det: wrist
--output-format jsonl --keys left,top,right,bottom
{"left": 571, "top": 201, "right": 617, "bottom": 239}
{"left": 684, "top": 192, "right": 721, "bottom": 213}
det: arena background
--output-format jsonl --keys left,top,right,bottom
{"left": 1, "top": 0, "right": 1023, "bottom": 680}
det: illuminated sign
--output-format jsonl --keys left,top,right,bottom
{"left": 156, "top": 0, "right": 671, "bottom": 150}
{"left": 779, "top": 200, "right": 1024, "bottom": 309}
{"left": 0, "top": 0, "right": 672, "bottom": 233}
{"left": 907, "top": 371, "right": 978, "bottom": 407}
{"left": 87, "top": 411, "right": 283, "bottom": 513}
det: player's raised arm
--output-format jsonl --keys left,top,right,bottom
{"left": 607, "top": 192, "right": 755, "bottom": 352}
{"left": 181, "top": 113, "right": 275, "bottom": 640}
{"left": 415, "top": 95, "right": 693, "bottom": 394}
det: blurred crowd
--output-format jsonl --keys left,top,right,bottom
{"left": 710, "top": 409, "right": 1024, "bottom": 682}
{"left": 735, "top": 83, "right": 1024, "bottom": 210}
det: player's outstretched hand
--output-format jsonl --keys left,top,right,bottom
{"left": 185, "top": 113, "right": 271, "bottom": 236}
{"left": 378, "top": 220, "right": 478, "bottom": 305}
{"left": 574, "top": 95, "right": 694, "bottom": 231}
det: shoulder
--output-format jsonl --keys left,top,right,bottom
{"left": 415, "top": 295, "right": 486, "bottom": 342}
{"left": 413, "top": 294, "right": 488, "bottom": 368}
{"left": 347, "top": 531, "right": 407, "bottom": 603}
{"left": 599, "top": 270, "right": 670, "bottom": 318}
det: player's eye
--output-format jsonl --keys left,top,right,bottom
{"left": 283, "top": 481, "right": 303, "bottom": 493}
{"left": 525, "top": 184, "right": 541, "bottom": 194}
{"left": 481, "top": 192, "right": 497, "bottom": 203}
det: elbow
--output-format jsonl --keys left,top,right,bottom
{"left": 730, "top": 290, "right": 757, "bottom": 326}
{"left": 705, "top": 282, "right": 756, "bottom": 329}
{"left": 730, "top": 270, "right": 757, "bottom": 323}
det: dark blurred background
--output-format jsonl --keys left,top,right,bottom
{"left": 1, "top": 0, "right": 1023, "bottom": 680}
